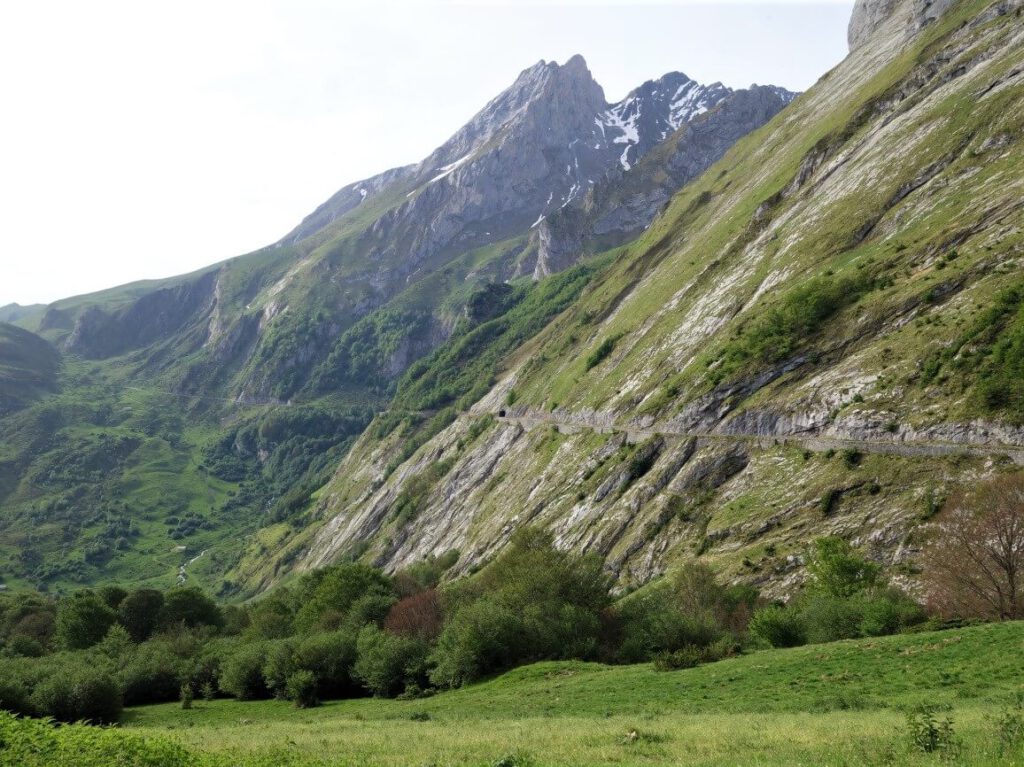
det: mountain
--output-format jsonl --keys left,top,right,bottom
{"left": 0, "top": 55, "right": 793, "bottom": 593}
{"left": 0, "top": 324, "right": 58, "bottom": 416}
{"left": 253, "top": 0, "right": 1024, "bottom": 598}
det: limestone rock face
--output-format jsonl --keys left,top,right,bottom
{"left": 849, "top": 0, "right": 900, "bottom": 49}
{"left": 849, "top": 0, "right": 957, "bottom": 50}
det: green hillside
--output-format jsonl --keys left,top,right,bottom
{"left": 0, "top": 324, "right": 58, "bottom": 416}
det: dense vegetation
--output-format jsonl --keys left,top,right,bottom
{"left": 0, "top": 528, "right": 938, "bottom": 728}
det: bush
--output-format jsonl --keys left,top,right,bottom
{"left": 262, "top": 640, "right": 296, "bottom": 699}
{"left": 613, "top": 570, "right": 732, "bottom": 664}
{"left": 385, "top": 589, "right": 444, "bottom": 641}
{"left": 906, "top": 704, "right": 959, "bottom": 755}
{"left": 220, "top": 644, "right": 271, "bottom": 700}
{"left": 31, "top": 669, "right": 122, "bottom": 724}
{"left": 430, "top": 598, "right": 523, "bottom": 688}
{"left": 117, "top": 588, "right": 164, "bottom": 642}
{"left": 294, "top": 563, "right": 395, "bottom": 633}
{"left": 652, "top": 645, "right": 705, "bottom": 671}
{"left": 585, "top": 336, "right": 618, "bottom": 370}
{"left": 55, "top": 591, "right": 117, "bottom": 650}
{"left": 858, "top": 593, "right": 924, "bottom": 636}
{"left": 120, "top": 646, "right": 185, "bottom": 706}
{"left": 286, "top": 669, "right": 319, "bottom": 708}
{"left": 159, "top": 587, "right": 223, "bottom": 632}
{"left": 293, "top": 630, "right": 358, "bottom": 698}
{"left": 749, "top": 606, "right": 806, "bottom": 648}
{"left": 353, "top": 625, "right": 429, "bottom": 698}
{"left": 800, "top": 597, "right": 862, "bottom": 644}
{"left": 805, "top": 537, "right": 879, "bottom": 598}
{"left": 0, "top": 678, "right": 31, "bottom": 716}
{"left": 431, "top": 528, "right": 610, "bottom": 687}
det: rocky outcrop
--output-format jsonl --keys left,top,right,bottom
{"left": 849, "top": 0, "right": 900, "bottom": 49}
{"left": 849, "top": 0, "right": 957, "bottom": 50}
{"left": 533, "top": 84, "right": 796, "bottom": 272}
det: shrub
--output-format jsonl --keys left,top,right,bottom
{"left": 615, "top": 592, "right": 721, "bottom": 663}
{"left": 906, "top": 704, "right": 959, "bottom": 755}
{"left": 286, "top": 669, "right": 319, "bottom": 708}
{"left": 159, "top": 587, "right": 223, "bottom": 632}
{"left": 245, "top": 594, "right": 294, "bottom": 639}
{"left": 179, "top": 683, "right": 193, "bottom": 710}
{"left": 353, "top": 625, "right": 429, "bottom": 698}
{"left": 585, "top": 336, "right": 618, "bottom": 370}
{"left": 858, "top": 593, "right": 925, "bottom": 636}
{"left": 652, "top": 645, "right": 705, "bottom": 671}
{"left": 293, "top": 630, "right": 358, "bottom": 698}
{"left": 294, "top": 563, "right": 395, "bottom": 633}
{"left": 6, "top": 634, "right": 45, "bottom": 658}
{"left": 749, "top": 605, "right": 806, "bottom": 648}
{"left": 0, "top": 678, "right": 31, "bottom": 716}
{"left": 220, "top": 643, "right": 271, "bottom": 700}
{"left": 120, "top": 646, "right": 185, "bottom": 706}
{"left": 117, "top": 588, "right": 165, "bottom": 642}
{"left": 385, "top": 589, "right": 444, "bottom": 641}
{"left": 800, "top": 597, "right": 862, "bottom": 644}
{"left": 55, "top": 591, "right": 117, "bottom": 650}
{"left": 430, "top": 598, "right": 522, "bottom": 687}
{"left": 805, "top": 537, "right": 879, "bottom": 598}
{"left": 31, "top": 669, "right": 122, "bottom": 724}
{"left": 262, "top": 640, "right": 296, "bottom": 699}
{"left": 0, "top": 712, "right": 193, "bottom": 767}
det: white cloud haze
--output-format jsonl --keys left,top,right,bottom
{"left": 0, "top": 1, "right": 853, "bottom": 306}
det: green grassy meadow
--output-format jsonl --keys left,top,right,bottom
{"left": 119, "top": 621, "right": 1024, "bottom": 766}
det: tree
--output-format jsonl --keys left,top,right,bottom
{"left": 353, "top": 624, "right": 429, "bottom": 697}
{"left": 118, "top": 588, "right": 165, "bottom": 642}
{"left": 430, "top": 528, "right": 612, "bottom": 687}
{"left": 293, "top": 563, "right": 394, "bottom": 633}
{"left": 159, "top": 587, "right": 223, "bottom": 632}
{"left": 805, "top": 536, "right": 880, "bottom": 598}
{"left": 922, "top": 474, "right": 1024, "bottom": 620}
{"left": 55, "top": 591, "right": 117, "bottom": 650}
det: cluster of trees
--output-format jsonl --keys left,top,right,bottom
{"left": 747, "top": 537, "right": 924, "bottom": 648}
{"left": 1, "top": 472, "right": 1022, "bottom": 725}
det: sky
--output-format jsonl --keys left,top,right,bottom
{"left": 0, "top": 0, "right": 854, "bottom": 307}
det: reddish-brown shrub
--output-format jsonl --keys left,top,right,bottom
{"left": 922, "top": 473, "right": 1024, "bottom": 621}
{"left": 384, "top": 589, "right": 444, "bottom": 641}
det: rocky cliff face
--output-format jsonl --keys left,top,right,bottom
{"left": 283, "top": 0, "right": 1024, "bottom": 598}
{"left": 532, "top": 84, "right": 796, "bottom": 276}
{"left": 849, "top": 0, "right": 957, "bottom": 49}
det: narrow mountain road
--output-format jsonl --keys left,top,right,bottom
{"left": 494, "top": 412, "right": 1024, "bottom": 465}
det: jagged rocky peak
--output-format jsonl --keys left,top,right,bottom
{"left": 599, "top": 73, "right": 733, "bottom": 169}
{"left": 414, "top": 54, "right": 606, "bottom": 175}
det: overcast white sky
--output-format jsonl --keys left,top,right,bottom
{"left": 0, "top": 1, "right": 853, "bottom": 307}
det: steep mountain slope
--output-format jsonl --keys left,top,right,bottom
{"left": 283, "top": 0, "right": 1024, "bottom": 597}
{"left": 0, "top": 324, "right": 58, "bottom": 416}
{"left": 0, "top": 57, "right": 792, "bottom": 593}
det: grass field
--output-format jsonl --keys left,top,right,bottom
{"left": 120, "top": 621, "right": 1024, "bottom": 766}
